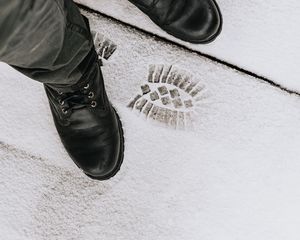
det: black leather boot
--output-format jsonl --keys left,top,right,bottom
{"left": 128, "top": 0, "right": 222, "bottom": 43}
{"left": 44, "top": 51, "right": 124, "bottom": 181}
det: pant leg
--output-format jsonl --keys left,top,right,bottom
{"left": 0, "top": 0, "right": 95, "bottom": 91}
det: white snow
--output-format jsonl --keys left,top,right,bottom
{"left": 1, "top": 8, "right": 300, "bottom": 240}
{"left": 75, "top": 0, "right": 300, "bottom": 93}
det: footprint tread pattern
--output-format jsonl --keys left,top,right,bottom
{"left": 128, "top": 64, "right": 206, "bottom": 130}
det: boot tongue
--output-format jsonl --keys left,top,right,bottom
{"left": 150, "top": 0, "right": 186, "bottom": 24}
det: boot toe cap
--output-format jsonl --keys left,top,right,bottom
{"left": 71, "top": 130, "right": 123, "bottom": 180}
{"left": 166, "top": 0, "right": 222, "bottom": 43}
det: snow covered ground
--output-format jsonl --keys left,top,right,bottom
{"left": 76, "top": 0, "right": 300, "bottom": 92}
{"left": 1, "top": 5, "right": 300, "bottom": 240}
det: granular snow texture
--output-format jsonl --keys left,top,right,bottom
{"left": 75, "top": 0, "right": 300, "bottom": 93}
{"left": 1, "top": 9, "right": 300, "bottom": 240}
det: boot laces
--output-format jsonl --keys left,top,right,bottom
{"left": 58, "top": 83, "right": 97, "bottom": 115}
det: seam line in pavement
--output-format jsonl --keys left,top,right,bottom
{"left": 78, "top": 3, "right": 300, "bottom": 97}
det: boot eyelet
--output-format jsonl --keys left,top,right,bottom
{"left": 58, "top": 100, "right": 65, "bottom": 106}
{"left": 62, "top": 108, "right": 68, "bottom": 114}
{"left": 83, "top": 84, "right": 90, "bottom": 90}
{"left": 91, "top": 101, "right": 97, "bottom": 108}
{"left": 88, "top": 92, "right": 94, "bottom": 99}
{"left": 58, "top": 91, "right": 63, "bottom": 95}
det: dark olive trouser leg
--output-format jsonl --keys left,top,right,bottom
{"left": 0, "top": 0, "right": 94, "bottom": 91}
